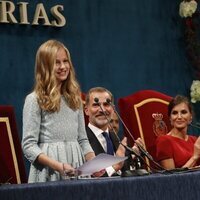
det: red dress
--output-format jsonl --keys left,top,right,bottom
{"left": 156, "top": 135, "right": 198, "bottom": 168}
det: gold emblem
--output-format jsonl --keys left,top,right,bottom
{"left": 152, "top": 113, "right": 168, "bottom": 136}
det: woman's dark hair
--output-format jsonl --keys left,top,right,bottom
{"left": 168, "top": 95, "right": 193, "bottom": 116}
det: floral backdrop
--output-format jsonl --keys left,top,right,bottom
{"left": 180, "top": 0, "right": 200, "bottom": 127}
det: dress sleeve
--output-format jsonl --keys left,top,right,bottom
{"left": 77, "top": 108, "right": 94, "bottom": 155}
{"left": 156, "top": 136, "right": 173, "bottom": 162}
{"left": 22, "top": 93, "right": 43, "bottom": 163}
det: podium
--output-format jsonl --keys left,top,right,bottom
{"left": 0, "top": 106, "right": 27, "bottom": 184}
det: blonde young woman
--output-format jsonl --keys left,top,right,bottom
{"left": 156, "top": 95, "right": 200, "bottom": 170}
{"left": 22, "top": 40, "right": 96, "bottom": 182}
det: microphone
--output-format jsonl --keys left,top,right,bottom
{"left": 94, "top": 97, "right": 151, "bottom": 176}
{"left": 94, "top": 97, "right": 140, "bottom": 157}
{"left": 105, "top": 99, "right": 153, "bottom": 160}
{"left": 96, "top": 98, "right": 180, "bottom": 175}
{"left": 93, "top": 98, "right": 121, "bottom": 142}
{"left": 105, "top": 98, "right": 166, "bottom": 171}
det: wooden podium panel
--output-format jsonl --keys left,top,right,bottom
{"left": 0, "top": 106, "right": 27, "bottom": 184}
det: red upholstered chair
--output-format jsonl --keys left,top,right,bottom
{"left": 118, "top": 90, "right": 172, "bottom": 169}
{"left": 0, "top": 106, "right": 27, "bottom": 184}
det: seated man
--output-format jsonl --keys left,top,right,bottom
{"left": 84, "top": 87, "right": 143, "bottom": 176}
{"left": 109, "top": 112, "right": 120, "bottom": 135}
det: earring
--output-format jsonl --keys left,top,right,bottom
{"left": 188, "top": 118, "right": 192, "bottom": 125}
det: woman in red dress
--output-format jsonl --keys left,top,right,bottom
{"left": 156, "top": 95, "right": 200, "bottom": 169}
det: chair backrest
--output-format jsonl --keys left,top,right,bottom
{"left": 118, "top": 90, "right": 172, "bottom": 168}
{"left": 0, "top": 105, "right": 27, "bottom": 184}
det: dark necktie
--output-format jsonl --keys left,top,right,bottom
{"left": 102, "top": 132, "right": 114, "bottom": 155}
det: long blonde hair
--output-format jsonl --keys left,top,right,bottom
{"left": 34, "top": 39, "right": 82, "bottom": 112}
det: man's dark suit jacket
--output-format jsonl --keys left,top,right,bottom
{"left": 86, "top": 126, "right": 132, "bottom": 176}
{"left": 86, "top": 126, "right": 119, "bottom": 155}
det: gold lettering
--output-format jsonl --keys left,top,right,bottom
{"left": 0, "top": 1, "right": 17, "bottom": 23}
{"left": 17, "top": 2, "right": 30, "bottom": 24}
{"left": 32, "top": 3, "right": 51, "bottom": 26}
{"left": 51, "top": 5, "right": 66, "bottom": 27}
{"left": 0, "top": 1, "right": 66, "bottom": 27}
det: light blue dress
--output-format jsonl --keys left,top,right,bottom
{"left": 22, "top": 92, "right": 93, "bottom": 182}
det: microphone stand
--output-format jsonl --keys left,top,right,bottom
{"left": 106, "top": 98, "right": 166, "bottom": 172}
{"left": 106, "top": 100, "right": 193, "bottom": 175}
{"left": 94, "top": 97, "right": 150, "bottom": 176}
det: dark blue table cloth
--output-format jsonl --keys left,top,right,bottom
{"left": 0, "top": 170, "right": 200, "bottom": 200}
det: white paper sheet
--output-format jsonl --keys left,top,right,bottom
{"left": 77, "top": 153, "right": 127, "bottom": 175}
